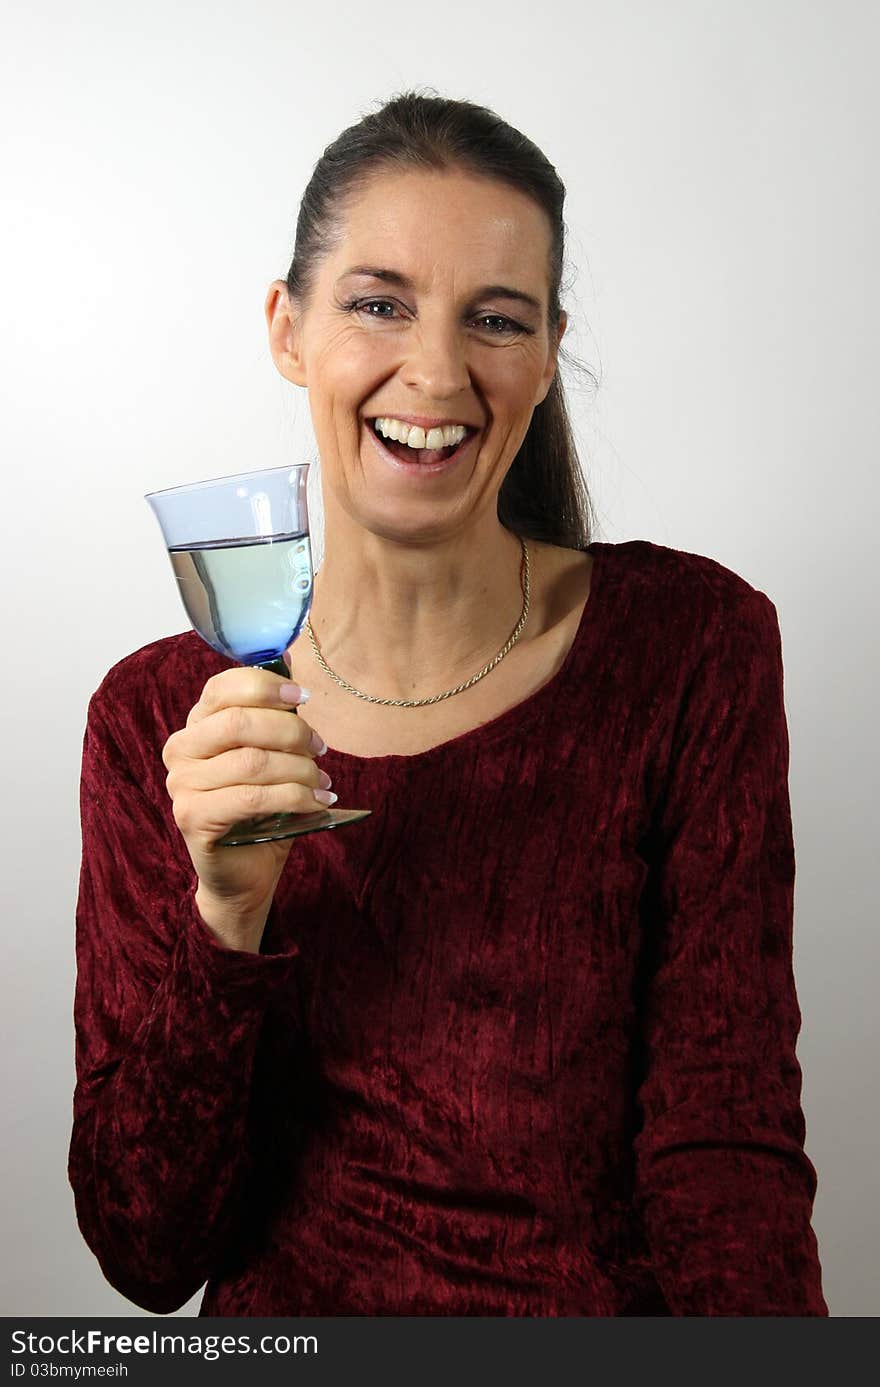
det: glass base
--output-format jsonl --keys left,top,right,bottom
{"left": 217, "top": 806, "right": 372, "bottom": 847}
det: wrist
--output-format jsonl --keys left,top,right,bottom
{"left": 193, "top": 884, "right": 271, "bottom": 954}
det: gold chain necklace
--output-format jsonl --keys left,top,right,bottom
{"left": 304, "top": 537, "right": 530, "bottom": 708}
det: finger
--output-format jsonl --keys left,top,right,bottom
{"left": 172, "top": 778, "right": 332, "bottom": 840}
{"left": 176, "top": 704, "right": 326, "bottom": 762}
{"left": 170, "top": 745, "right": 328, "bottom": 794}
{"left": 186, "top": 667, "right": 310, "bottom": 729}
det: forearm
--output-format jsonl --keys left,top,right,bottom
{"left": 636, "top": 1143, "right": 828, "bottom": 1316}
{"left": 69, "top": 894, "right": 298, "bottom": 1313}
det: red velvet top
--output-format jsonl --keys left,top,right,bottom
{"left": 68, "top": 539, "right": 829, "bottom": 1317}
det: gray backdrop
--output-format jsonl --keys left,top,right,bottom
{"left": 1, "top": 0, "right": 876, "bottom": 1317}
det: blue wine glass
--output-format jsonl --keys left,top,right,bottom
{"left": 146, "top": 463, "right": 371, "bottom": 846}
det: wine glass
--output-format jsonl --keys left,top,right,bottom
{"left": 146, "top": 463, "right": 371, "bottom": 846}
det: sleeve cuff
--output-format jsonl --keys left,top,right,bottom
{"left": 182, "top": 890, "right": 300, "bottom": 1002}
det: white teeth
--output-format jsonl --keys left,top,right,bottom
{"left": 374, "top": 417, "right": 469, "bottom": 450}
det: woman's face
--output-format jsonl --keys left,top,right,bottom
{"left": 267, "top": 165, "right": 566, "bottom": 544}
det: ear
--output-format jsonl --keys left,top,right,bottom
{"left": 265, "top": 280, "right": 308, "bottom": 387}
{"left": 533, "top": 310, "right": 567, "bottom": 407}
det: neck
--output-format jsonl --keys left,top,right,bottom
{"left": 304, "top": 510, "right": 528, "bottom": 702}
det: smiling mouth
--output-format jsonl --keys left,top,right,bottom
{"left": 366, "top": 418, "right": 479, "bottom": 466}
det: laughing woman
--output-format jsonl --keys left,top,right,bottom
{"left": 68, "top": 91, "right": 829, "bottom": 1316}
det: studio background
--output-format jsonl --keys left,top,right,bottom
{"left": 1, "top": 0, "right": 875, "bottom": 1316}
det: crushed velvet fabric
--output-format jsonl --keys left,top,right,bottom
{"left": 68, "top": 539, "right": 829, "bottom": 1316}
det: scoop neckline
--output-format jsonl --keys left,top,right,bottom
{"left": 320, "top": 541, "right": 609, "bottom": 767}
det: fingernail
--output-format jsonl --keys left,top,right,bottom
{"left": 279, "top": 682, "right": 311, "bottom": 704}
{"left": 317, "top": 769, "right": 333, "bottom": 790}
{"left": 309, "top": 729, "right": 328, "bottom": 756}
{"left": 313, "top": 789, "right": 338, "bottom": 806}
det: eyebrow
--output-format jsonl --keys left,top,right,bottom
{"left": 337, "top": 266, "right": 543, "bottom": 315}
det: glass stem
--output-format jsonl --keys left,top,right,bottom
{"left": 257, "top": 657, "right": 291, "bottom": 679}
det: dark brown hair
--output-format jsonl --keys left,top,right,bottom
{"left": 285, "top": 89, "right": 596, "bottom": 550}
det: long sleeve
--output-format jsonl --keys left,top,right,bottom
{"left": 632, "top": 588, "right": 828, "bottom": 1315}
{"left": 68, "top": 683, "right": 299, "bottom": 1314}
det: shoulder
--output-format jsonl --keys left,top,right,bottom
{"left": 591, "top": 537, "right": 778, "bottom": 634}
{"left": 87, "top": 631, "right": 230, "bottom": 769}
{"left": 591, "top": 536, "right": 768, "bottom": 604}
{"left": 586, "top": 543, "right": 788, "bottom": 798}
{"left": 93, "top": 629, "right": 224, "bottom": 708}
{"left": 585, "top": 539, "right": 785, "bottom": 719}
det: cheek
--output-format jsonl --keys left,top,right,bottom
{"left": 313, "top": 340, "right": 398, "bottom": 418}
{"left": 483, "top": 351, "right": 547, "bottom": 415}
{"left": 313, "top": 319, "right": 396, "bottom": 370}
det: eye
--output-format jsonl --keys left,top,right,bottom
{"left": 474, "top": 314, "right": 526, "bottom": 336}
{"left": 347, "top": 297, "right": 402, "bottom": 320}
{"left": 343, "top": 297, "right": 531, "bottom": 336}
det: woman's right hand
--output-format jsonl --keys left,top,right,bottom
{"left": 161, "top": 667, "right": 333, "bottom": 953}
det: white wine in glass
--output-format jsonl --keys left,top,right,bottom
{"left": 146, "top": 463, "right": 371, "bottom": 846}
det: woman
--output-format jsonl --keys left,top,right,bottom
{"left": 69, "top": 91, "right": 829, "bottom": 1316}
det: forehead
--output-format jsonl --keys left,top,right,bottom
{"left": 328, "top": 167, "right": 553, "bottom": 287}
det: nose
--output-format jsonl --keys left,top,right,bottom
{"left": 399, "top": 316, "right": 471, "bottom": 401}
